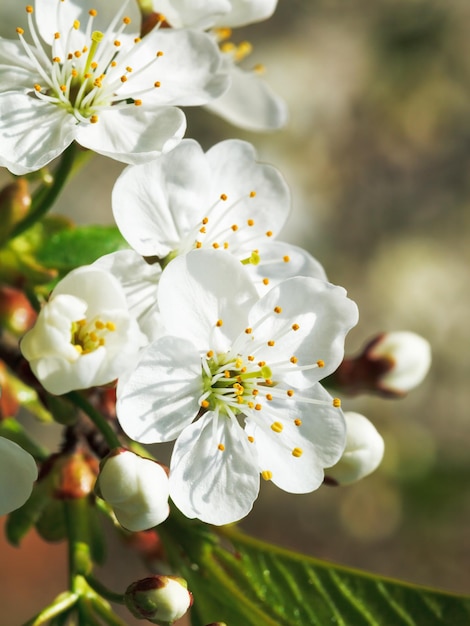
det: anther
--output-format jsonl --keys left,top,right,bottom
{"left": 287, "top": 390, "right": 294, "bottom": 397}
{"left": 60, "top": 85, "right": 67, "bottom": 92}
{"left": 26, "top": 5, "right": 33, "bottom": 13}
{"left": 212, "top": 242, "right": 219, "bottom": 249}
{"left": 220, "top": 193, "right": 228, "bottom": 201}
{"left": 202, "top": 217, "right": 209, "bottom": 224}
{"left": 292, "top": 448, "right": 303, "bottom": 457}
{"left": 248, "top": 436, "right": 254, "bottom": 443}
{"left": 267, "top": 340, "right": 275, "bottom": 347}
{"left": 218, "top": 443, "right": 225, "bottom": 451}
{"left": 317, "top": 360, "right": 325, "bottom": 368}
{"left": 294, "top": 419, "right": 302, "bottom": 426}
{"left": 247, "top": 219, "right": 254, "bottom": 226}
{"left": 16, "top": 27, "right": 25, "bottom": 35}
{"left": 266, "top": 394, "right": 273, "bottom": 401}
{"left": 216, "top": 319, "right": 223, "bottom": 327}
{"left": 196, "top": 241, "right": 202, "bottom": 248}
{"left": 248, "top": 355, "right": 254, "bottom": 361}
{"left": 290, "top": 356, "right": 298, "bottom": 364}
{"left": 274, "top": 306, "right": 282, "bottom": 314}
{"left": 73, "top": 20, "right": 80, "bottom": 29}
{"left": 255, "top": 404, "right": 262, "bottom": 411}
{"left": 90, "top": 115, "right": 99, "bottom": 123}
{"left": 266, "top": 231, "right": 273, "bottom": 237}
{"left": 154, "top": 81, "right": 161, "bottom": 87}
{"left": 53, "top": 56, "right": 61, "bottom": 63}
{"left": 54, "top": 32, "right": 60, "bottom": 39}
{"left": 292, "top": 324, "right": 300, "bottom": 331}
{"left": 157, "top": 50, "right": 164, "bottom": 57}
{"left": 261, "top": 470, "right": 273, "bottom": 481}
{"left": 271, "top": 422, "right": 283, "bottom": 433}
{"left": 123, "top": 16, "right": 131, "bottom": 24}
{"left": 206, "top": 350, "right": 214, "bottom": 358}
{"left": 245, "top": 328, "right": 252, "bottom": 334}
{"left": 114, "top": 40, "right": 121, "bottom": 47}
{"left": 34, "top": 84, "right": 41, "bottom": 91}
{"left": 201, "top": 400, "right": 210, "bottom": 409}
{"left": 89, "top": 9, "right": 98, "bottom": 16}
{"left": 231, "top": 224, "right": 238, "bottom": 231}
{"left": 134, "top": 99, "right": 142, "bottom": 106}
{"left": 121, "top": 76, "right": 128, "bottom": 82}
{"left": 283, "top": 255, "right": 290, "bottom": 262}
{"left": 249, "top": 191, "right": 256, "bottom": 197}
{"left": 333, "top": 398, "right": 341, "bottom": 408}
{"left": 262, "top": 278, "right": 269, "bottom": 285}
{"left": 106, "top": 322, "right": 116, "bottom": 331}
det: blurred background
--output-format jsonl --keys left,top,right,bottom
{"left": 1, "top": 0, "right": 470, "bottom": 623}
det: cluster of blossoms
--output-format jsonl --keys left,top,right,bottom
{"left": 0, "top": 1, "right": 432, "bottom": 622}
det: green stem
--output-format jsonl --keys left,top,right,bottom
{"left": 88, "top": 596, "right": 130, "bottom": 626}
{"left": 85, "top": 575, "right": 125, "bottom": 605}
{"left": 63, "top": 498, "right": 93, "bottom": 587}
{"left": 10, "top": 143, "right": 78, "bottom": 239}
{"left": 21, "top": 592, "right": 78, "bottom": 626}
{"left": 66, "top": 390, "right": 121, "bottom": 450}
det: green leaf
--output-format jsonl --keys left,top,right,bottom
{"left": 160, "top": 514, "right": 470, "bottom": 626}
{"left": 36, "top": 225, "right": 128, "bottom": 272}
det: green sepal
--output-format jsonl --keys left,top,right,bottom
{"left": 5, "top": 478, "right": 51, "bottom": 546}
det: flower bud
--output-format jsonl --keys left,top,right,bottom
{"left": 49, "top": 450, "right": 99, "bottom": 500}
{"left": 325, "top": 412, "right": 384, "bottom": 485}
{"left": 331, "top": 331, "right": 431, "bottom": 397}
{"left": 96, "top": 449, "right": 170, "bottom": 532}
{"left": 0, "top": 437, "right": 37, "bottom": 515}
{"left": 0, "top": 178, "right": 31, "bottom": 244}
{"left": 124, "top": 575, "right": 193, "bottom": 624}
{"left": 0, "top": 285, "right": 37, "bottom": 336}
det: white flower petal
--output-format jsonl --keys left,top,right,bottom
{"left": 153, "top": 0, "right": 231, "bottom": 29}
{"left": 116, "top": 29, "right": 229, "bottom": 106}
{"left": 245, "top": 240, "right": 328, "bottom": 295}
{"left": 0, "top": 91, "right": 76, "bottom": 174}
{"left": 205, "top": 64, "right": 288, "bottom": 131}
{"left": 117, "top": 336, "right": 202, "bottom": 444}
{"left": 0, "top": 39, "right": 39, "bottom": 90}
{"left": 158, "top": 250, "right": 258, "bottom": 353}
{"left": 0, "top": 438, "right": 37, "bottom": 515}
{"left": 93, "top": 250, "right": 163, "bottom": 342}
{"left": 245, "top": 383, "right": 346, "bottom": 493}
{"left": 213, "top": 0, "right": 278, "bottom": 28}
{"left": 113, "top": 140, "right": 212, "bottom": 258}
{"left": 75, "top": 106, "right": 186, "bottom": 165}
{"left": 246, "top": 276, "right": 359, "bottom": 387}
{"left": 169, "top": 412, "right": 259, "bottom": 525}
{"left": 35, "top": 0, "right": 141, "bottom": 47}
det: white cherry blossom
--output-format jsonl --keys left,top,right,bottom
{"left": 0, "top": 437, "right": 38, "bottom": 516}
{"left": 152, "top": 0, "right": 286, "bottom": 130}
{"left": 21, "top": 265, "right": 144, "bottom": 395}
{"left": 112, "top": 139, "right": 326, "bottom": 297}
{"left": 117, "top": 250, "right": 358, "bottom": 525}
{"left": 0, "top": 0, "right": 228, "bottom": 174}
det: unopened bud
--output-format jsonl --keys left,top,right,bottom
{"left": 0, "top": 285, "right": 37, "bottom": 336}
{"left": 49, "top": 450, "right": 99, "bottom": 499}
{"left": 325, "top": 412, "right": 384, "bottom": 485}
{"left": 0, "top": 178, "right": 31, "bottom": 243}
{"left": 331, "top": 331, "right": 431, "bottom": 397}
{"left": 96, "top": 449, "right": 170, "bottom": 532}
{"left": 124, "top": 575, "right": 193, "bottom": 624}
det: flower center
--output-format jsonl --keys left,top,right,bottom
{"left": 200, "top": 352, "right": 273, "bottom": 417}
{"left": 71, "top": 317, "right": 116, "bottom": 355}
{"left": 16, "top": 4, "right": 164, "bottom": 123}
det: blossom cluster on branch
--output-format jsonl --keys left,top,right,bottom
{"left": 0, "top": 1, "right": 432, "bottom": 624}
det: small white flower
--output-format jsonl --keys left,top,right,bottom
{"left": 112, "top": 139, "right": 326, "bottom": 297}
{"left": 0, "top": 0, "right": 228, "bottom": 174}
{"left": 325, "top": 412, "right": 384, "bottom": 485}
{"left": 368, "top": 331, "right": 432, "bottom": 395}
{"left": 0, "top": 437, "right": 38, "bottom": 515}
{"left": 21, "top": 265, "right": 144, "bottom": 395}
{"left": 96, "top": 448, "right": 170, "bottom": 532}
{"left": 152, "top": 0, "right": 287, "bottom": 130}
{"left": 124, "top": 575, "right": 192, "bottom": 624}
{"left": 117, "top": 250, "right": 358, "bottom": 525}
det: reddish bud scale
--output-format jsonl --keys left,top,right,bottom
{"left": 0, "top": 285, "right": 37, "bottom": 336}
{"left": 0, "top": 178, "right": 31, "bottom": 243}
{"left": 46, "top": 450, "right": 100, "bottom": 499}
{"left": 0, "top": 361, "right": 20, "bottom": 419}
